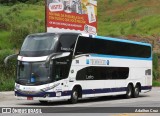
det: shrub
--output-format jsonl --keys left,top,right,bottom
{"left": 153, "top": 53, "right": 160, "bottom": 80}
{"left": 0, "top": 0, "right": 42, "bottom": 5}
{"left": 131, "top": 19, "right": 136, "bottom": 28}
{"left": 120, "top": 27, "right": 125, "bottom": 35}
{"left": 10, "top": 26, "right": 30, "bottom": 48}
{"left": 108, "top": 0, "right": 113, "bottom": 5}
{"left": 0, "top": 49, "right": 16, "bottom": 79}
{"left": 0, "top": 18, "right": 11, "bottom": 31}
{"left": 0, "top": 0, "right": 17, "bottom": 4}
{"left": 153, "top": 53, "right": 158, "bottom": 70}
{"left": 0, "top": 49, "right": 17, "bottom": 91}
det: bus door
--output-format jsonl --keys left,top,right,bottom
{"left": 52, "top": 59, "right": 71, "bottom": 92}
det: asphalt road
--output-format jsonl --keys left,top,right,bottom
{"left": 0, "top": 87, "right": 160, "bottom": 115}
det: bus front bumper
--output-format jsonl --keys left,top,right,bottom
{"left": 15, "top": 90, "right": 71, "bottom": 101}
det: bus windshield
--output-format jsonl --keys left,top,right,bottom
{"left": 17, "top": 61, "right": 51, "bottom": 85}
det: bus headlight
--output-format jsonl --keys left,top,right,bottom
{"left": 15, "top": 84, "right": 20, "bottom": 90}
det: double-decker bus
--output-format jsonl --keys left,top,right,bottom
{"left": 5, "top": 32, "right": 152, "bottom": 104}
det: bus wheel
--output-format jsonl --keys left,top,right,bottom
{"left": 69, "top": 88, "right": 79, "bottom": 104}
{"left": 39, "top": 100, "right": 48, "bottom": 104}
{"left": 125, "top": 84, "right": 133, "bottom": 99}
{"left": 133, "top": 85, "right": 140, "bottom": 98}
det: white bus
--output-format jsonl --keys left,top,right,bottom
{"left": 5, "top": 32, "right": 152, "bottom": 104}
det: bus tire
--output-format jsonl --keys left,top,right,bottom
{"left": 69, "top": 88, "right": 79, "bottom": 104}
{"left": 125, "top": 84, "right": 133, "bottom": 99}
{"left": 39, "top": 100, "right": 48, "bottom": 104}
{"left": 133, "top": 85, "right": 140, "bottom": 98}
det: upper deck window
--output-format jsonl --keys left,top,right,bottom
{"left": 75, "top": 36, "right": 151, "bottom": 58}
{"left": 20, "top": 33, "right": 78, "bottom": 57}
{"left": 56, "top": 34, "right": 78, "bottom": 53}
{"left": 21, "top": 34, "right": 57, "bottom": 52}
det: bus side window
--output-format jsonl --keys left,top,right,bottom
{"left": 86, "top": 68, "right": 94, "bottom": 80}
{"left": 118, "top": 68, "right": 129, "bottom": 79}
{"left": 106, "top": 71, "right": 112, "bottom": 80}
{"left": 87, "top": 68, "right": 92, "bottom": 75}
{"left": 55, "top": 67, "right": 62, "bottom": 81}
{"left": 56, "top": 34, "right": 77, "bottom": 53}
{"left": 100, "top": 72, "right": 106, "bottom": 80}
{"left": 112, "top": 71, "right": 119, "bottom": 79}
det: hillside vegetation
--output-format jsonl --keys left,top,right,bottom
{"left": 98, "top": 0, "right": 160, "bottom": 52}
{"left": 0, "top": 0, "right": 160, "bottom": 90}
{"left": 0, "top": 1, "right": 45, "bottom": 90}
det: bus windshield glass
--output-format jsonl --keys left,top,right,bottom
{"left": 20, "top": 33, "right": 58, "bottom": 56}
{"left": 17, "top": 61, "right": 51, "bottom": 85}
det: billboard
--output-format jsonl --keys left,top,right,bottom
{"left": 46, "top": 0, "right": 97, "bottom": 35}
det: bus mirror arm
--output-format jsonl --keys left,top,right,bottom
{"left": 45, "top": 53, "right": 62, "bottom": 68}
{"left": 4, "top": 54, "right": 18, "bottom": 66}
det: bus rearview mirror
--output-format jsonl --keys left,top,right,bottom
{"left": 4, "top": 54, "right": 18, "bottom": 66}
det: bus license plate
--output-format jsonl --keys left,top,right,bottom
{"left": 56, "top": 92, "right": 61, "bottom": 97}
{"left": 27, "top": 97, "right": 33, "bottom": 100}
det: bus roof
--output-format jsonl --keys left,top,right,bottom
{"left": 28, "top": 33, "right": 151, "bottom": 47}
{"left": 94, "top": 35, "right": 151, "bottom": 47}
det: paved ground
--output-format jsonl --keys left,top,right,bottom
{"left": 0, "top": 87, "right": 160, "bottom": 115}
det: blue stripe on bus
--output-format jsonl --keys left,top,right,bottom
{"left": 15, "top": 91, "right": 54, "bottom": 97}
{"left": 82, "top": 87, "right": 127, "bottom": 94}
{"left": 15, "top": 86, "right": 152, "bottom": 98}
{"left": 15, "top": 90, "right": 71, "bottom": 97}
{"left": 141, "top": 86, "right": 152, "bottom": 90}
{"left": 90, "top": 54, "right": 152, "bottom": 61}
{"left": 94, "top": 36, "right": 151, "bottom": 46}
